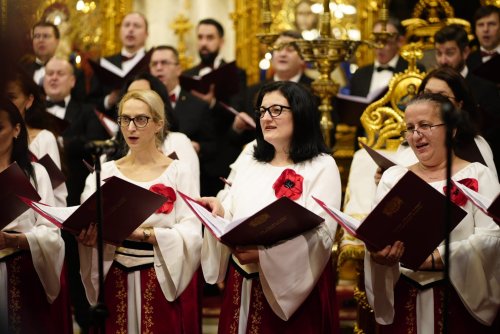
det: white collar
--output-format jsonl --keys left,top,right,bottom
{"left": 170, "top": 85, "right": 181, "bottom": 98}
{"left": 374, "top": 55, "right": 399, "bottom": 69}
{"left": 273, "top": 71, "right": 303, "bottom": 83}
{"left": 121, "top": 47, "right": 145, "bottom": 59}
{"left": 460, "top": 65, "right": 469, "bottom": 78}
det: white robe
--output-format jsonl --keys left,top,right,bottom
{"left": 29, "top": 129, "right": 68, "bottom": 206}
{"left": 162, "top": 131, "right": 200, "bottom": 194}
{"left": 0, "top": 163, "right": 64, "bottom": 331}
{"left": 364, "top": 163, "right": 500, "bottom": 333}
{"left": 202, "top": 154, "right": 341, "bottom": 331}
{"left": 78, "top": 159, "right": 202, "bottom": 332}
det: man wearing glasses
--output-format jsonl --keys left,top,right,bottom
{"left": 349, "top": 18, "right": 425, "bottom": 98}
{"left": 149, "top": 45, "right": 216, "bottom": 196}
{"left": 20, "top": 21, "right": 86, "bottom": 101}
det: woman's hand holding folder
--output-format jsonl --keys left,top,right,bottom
{"left": 198, "top": 197, "right": 225, "bottom": 218}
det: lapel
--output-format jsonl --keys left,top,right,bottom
{"left": 64, "top": 99, "right": 77, "bottom": 122}
{"left": 174, "top": 89, "right": 190, "bottom": 111}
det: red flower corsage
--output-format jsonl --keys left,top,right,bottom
{"left": 149, "top": 184, "right": 176, "bottom": 214}
{"left": 273, "top": 168, "right": 303, "bottom": 200}
{"left": 443, "top": 178, "right": 478, "bottom": 207}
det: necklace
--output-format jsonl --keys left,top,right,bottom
{"left": 417, "top": 163, "right": 445, "bottom": 181}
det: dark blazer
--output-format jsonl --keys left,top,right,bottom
{"left": 465, "top": 72, "right": 500, "bottom": 175}
{"left": 466, "top": 50, "right": 483, "bottom": 72}
{"left": 60, "top": 99, "right": 109, "bottom": 205}
{"left": 173, "top": 89, "right": 216, "bottom": 161}
{"left": 349, "top": 57, "right": 426, "bottom": 97}
{"left": 183, "top": 60, "right": 251, "bottom": 196}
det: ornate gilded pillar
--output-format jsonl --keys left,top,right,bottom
{"left": 171, "top": 14, "right": 194, "bottom": 70}
{"left": 233, "top": 0, "right": 262, "bottom": 85}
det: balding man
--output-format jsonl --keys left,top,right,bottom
{"left": 44, "top": 57, "right": 108, "bottom": 204}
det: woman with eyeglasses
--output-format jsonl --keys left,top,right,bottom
{"left": 396, "top": 67, "right": 497, "bottom": 178}
{"left": 199, "top": 81, "right": 342, "bottom": 333}
{"left": 365, "top": 93, "right": 500, "bottom": 333}
{"left": 0, "top": 98, "right": 68, "bottom": 333}
{"left": 77, "top": 90, "right": 202, "bottom": 333}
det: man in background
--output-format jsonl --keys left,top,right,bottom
{"left": 434, "top": 24, "right": 500, "bottom": 175}
{"left": 89, "top": 12, "right": 149, "bottom": 115}
{"left": 349, "top": 18, "right": 425, "bottom": 97}
{"left": 183, "top": 18, "right": 250, "bottom": 196}
{"left": 149, "top": 45, "right": 216, "bottom": 195}
{"left": 467, "top": 5, "right": 500, "bottom": 73}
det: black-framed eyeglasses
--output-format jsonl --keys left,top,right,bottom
{"left": 255, "top": 104, "right": 292, "bottom": 118}
{"left": 400, "top": 123, "right": 445, "bottom": 138}
{"left": 117, "top": 115, "right": 151, "bottom": 128}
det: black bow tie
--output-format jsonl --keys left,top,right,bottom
{"left": 46, "top": 100, "right": 66, "bottom": 108}
{"left": 34, "top": 62, "right": 43, "bottom": 70}
{"left": 376, "top": 66, "right": 396, "bottom": 72}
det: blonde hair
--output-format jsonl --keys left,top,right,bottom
{"left": 118, "top": 90, "right": 167, "bottom": 147}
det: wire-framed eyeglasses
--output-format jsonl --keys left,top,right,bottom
{"left": 117, "top": 115, "right": 151, "bottom": 128}
{"left": 400, "top": 123, "right": 445, "bottom": 138}
{"left": 255, "top": 104, "right": 291, "bottom": 119}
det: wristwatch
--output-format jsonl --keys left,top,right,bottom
{"left": 142, "top": 228, "right": 152, "bottom": 242}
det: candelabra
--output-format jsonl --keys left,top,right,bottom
{"left": 256, "top": 0, "right": 392, "bottom": 147}
{"left": 293, "top": 0, "right": 364, "bottom": 147}
{"left": 256, "top": 0, "right": 280, "bottom": 48}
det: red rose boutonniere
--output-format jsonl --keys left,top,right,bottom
{"left": 273, "top": 168, "right": 304, "bottom": 201}
{"left": 149, "top": 184, "right": 177, "bottom": 214}
{"left": 443, "top": 178, "right": 478, "bottom": 207}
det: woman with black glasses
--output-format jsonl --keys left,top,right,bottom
{"left": 200, "top": 81, "right": 342, "bottom": 333}
{"left": 78, "top": 90, "right": 202, "bottom": 333}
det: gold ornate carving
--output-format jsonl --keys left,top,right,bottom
{"left": 359, "top": 43, "right": 426, "bottom": 150}
{"left": 233, "top": 0, "right": 262, "bottom": 85}
{"left": 481, "top": 0, "right": 500, "bottom": 5}
{"left": 170, "top": 14, "right": 194, "bottom": 70}
{"left": 402, "top": 0, "right": 471, "bottom": 49}
{"left": 354, "top": 286, "right": 373, "bottom": 311}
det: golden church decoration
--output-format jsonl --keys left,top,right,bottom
{"left": 170, "top": 14, "right": 194, "bottom": 70}
{"left": 402, "top": 0, "right": 471, "bottom": 48}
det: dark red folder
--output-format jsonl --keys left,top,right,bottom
{"left": 359, "top": 141, "right": 397, "bottom": 171}
{"left": 168, "top": 151, "right": 179, "bottom": 160}
{"left": 179, "top": 191, "right": 324, "bottom": 247}
{"left": 31, "top": 153, "right": 66, "bottom": 189}
{"left": 179, "top": 61, "right": 240, "bottom": 100}
{"left": 315, "top": 171, "right": 467, "bottom": 270}
{"left": 19, "top": 176, "right": 167, "bottom": 246}
{"left": 0, "top": 162, "right": 41, "bottom": 229}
